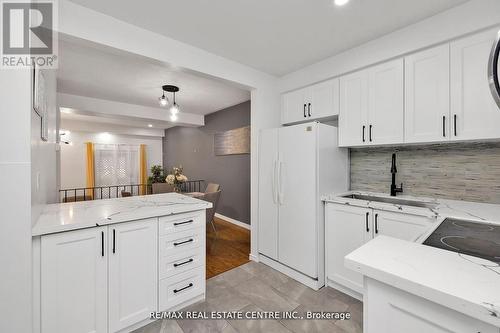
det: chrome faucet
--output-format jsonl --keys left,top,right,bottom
{"left": 390, "top": 153, "right": 403, "bottom": 196}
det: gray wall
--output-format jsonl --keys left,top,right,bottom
{"left": 350, "top": 142, "right": 500, "bottom": 204}
{"left": 163, "top": 101, "right": 251, "bottom": 224}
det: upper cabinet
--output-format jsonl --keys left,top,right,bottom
{"left": 339, "top": 58, "right": 404, "bottom": 147}
{"left": 290, "top": 29, "right": 500, "bottom": 147}
{"left": 281, "top": 78, "right": 339, "bottom": 125}
{"left": 405, "top": 44, "right": 450, "bottom": 143}
{"left": 450, "top": 29, "right": 500, "bottom": 141}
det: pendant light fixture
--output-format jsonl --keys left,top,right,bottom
{"left": 158, "top": 90, "right": 169, "bottom": 107}
{"left": 159, "top": 85, "right": 181, "bottom": 121}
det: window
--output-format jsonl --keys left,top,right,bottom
{"left": 94, "top": 144, "right": 139, "bottom": 188}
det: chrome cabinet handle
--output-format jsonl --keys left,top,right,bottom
{"left": 369, "top": 125, "right": 373, "bottom": 142}
{"left": 112, "top": 229, "right": 116, "bottom": 254}
{"left": 101, "top": 231, "right": 104, "bottom": 257}
{"left": 365, "top": 212, "right": 370, "bottom": 232}
{"left": 375, "top": 214, "right": 379, "bottom": 234}
{"left": 454, "top": 114, "right": 457, "bottom": 136}
{"left": 362, "top": 125, "right": 366, "bottom": 142}
{"left": 308, "top": 103, "right": 311, "bottom": 117}
{"left": 303, "top": 104, "right": 307, "bottom": 118}
{"left": 442, "top": 116, "right": 446, "bottom": 137}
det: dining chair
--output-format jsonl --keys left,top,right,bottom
{"left": 205, "top": 183, "right": 220, "bottom": 193}
{"left": 202, "top": 190, "right": 221, "bottom": 233}
{"left": 152, "top": 183, "right": 174, "bottom": 194}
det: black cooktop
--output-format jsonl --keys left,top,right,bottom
{"left": 423, "top": 218, "right": 500, "bottom": 264}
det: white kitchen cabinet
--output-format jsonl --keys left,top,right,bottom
{"left": 451, "top": 29, "right": 500, "bottom": 141}
{"left": 368, "top": 59, "right": 404, "bottom": 145}
{"left": 282, "top": 89, "right": 306, "bottom": 124}
{"left": 326, "top": 203, "right": 434, "bottom": 296}
{"left": 339, "top": 59, "right": 404, "bottom": 147}
{"left": 108, "top": 219, "right": 157, "bottom": 333}
{"left": 405, "top": 44, "right": 450, "bottom": 143}
{"left": 372, "top": 209, "right": 433, "bottom": 242}
{"left": 310, "top": 79, "right": 340, "bottom": 119}
{"left": 41, "top": 227, "right": 108, "bottom": 333}
{"left": 365, "top": 278, "right": 498, "bottom": 333}
{"left": 339, "top": 70, "right": 369, "bottom": 146}
{"left": 281, "top": 79, "right": 339, "bottom": 125}
{"left": 325, "top": 204, "right": 372, "bottom": 294}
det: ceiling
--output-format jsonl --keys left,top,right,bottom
{"left": 57, "top": 39, "right": 251, "bottom": 115}
{"left": 68, "top": 0, "right": 469, "bottom": 76}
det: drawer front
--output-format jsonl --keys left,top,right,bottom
{"left": 159, "top": 211, "right": 205, "bottom": 235}
{"left": 159, "top": 267, "right": 205, "bottom": 311}
{"left": 159, "top": 247, "right": 204, "bottom": 279}
{"left": 159, "top": 228, "right": 204, "bottom": 257}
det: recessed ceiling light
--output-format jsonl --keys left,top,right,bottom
{"left": 148, "top": 124, "right": 153, "bottom": 128}
{"left": 334, "top": 0, "right": 350, "bottom": 6}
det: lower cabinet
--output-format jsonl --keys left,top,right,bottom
{"left": 365, "top": 278, "right": 498, "bottom": 333}
{"left": 41, "top": 218, "right": 158, "bottom": 333}
{"left": 325, "top": 203, "right": 434, "bottom": 295}
{"left": 108, "top": 220, "right": 157, "bottom": 332}
{"left": 41, "top": 226, "right": 108, "bottom": 333}
{"left": 39, "top": 211, "right": 207, "bottom": 333}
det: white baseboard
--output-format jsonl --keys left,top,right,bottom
{"left": 214, "top": 213, "right": 250, "bottom": 230}
{"left": 249, "top": 253, "right": 259, "bottom": 262}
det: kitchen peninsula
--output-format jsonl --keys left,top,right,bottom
{"left": 31, "top": 193, "right": 211, "bottom": 333}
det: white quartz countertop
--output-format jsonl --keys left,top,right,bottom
{"left": 32, "top": 193, "right": 212, "bottom": 236}
{"left": 322, "top": 190, "right": 500, "bottom": 225}
{"left": 345, "top": 236, "right": 500, "bottom": 328}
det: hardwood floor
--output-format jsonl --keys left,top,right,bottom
{"left": 206, "top": 217, "right": 250, "bottom": 279}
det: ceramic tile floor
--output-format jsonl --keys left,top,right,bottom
{"left": 133, "top": 261, "right": 363, "bottom": 333}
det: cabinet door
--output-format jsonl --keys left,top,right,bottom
{"left": 278, "top": 123, "right": 318, "bottom": 278}
{"left": 282, "top": 89, "right": 307, "bottom": 124}
{"left": 108, "top": 219, "right": 157, "bottom": 333}
{"left": 451, "top": 29, "right": 500, "bottom": 141}
{"left": 368, "top": 59, "right": 404, "bottom": 145}
{"left": 258, "top": 128, "right": 279, "bottom": 260}
{"left": 310, "top": 78, "right": 340, "bottom": 120}
{"left": 339, "top": 70, "right": 369, "bottom": 147}
{"left": 405, "top": 44, "right": 450, "bottom": 143}
{"left": 41, "top": 227, "right": 107, "bottom": 333}
{"left": 325, "top": 204, "right": 372, "bottom": 294}
{"left": 373, "top": 210, "right": 432, "bottom": 242}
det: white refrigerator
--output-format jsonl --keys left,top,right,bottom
{"left": 258, "top": 122, "right": 349, "bottom": 290}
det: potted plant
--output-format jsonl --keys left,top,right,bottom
{"left": 166, "top": 166, "right": 188, "bottom": 192}
{"left": 148, "top": 165, "right": 166, "bottom": 184}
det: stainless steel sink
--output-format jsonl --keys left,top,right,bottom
{"left": 341, "top": 194, "right": 437, "bottom": 209}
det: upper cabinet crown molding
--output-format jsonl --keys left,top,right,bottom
{"left": 281, "top": 78, "right": 339, "bottom": 125}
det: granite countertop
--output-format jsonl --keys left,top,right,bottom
{"left": 322, "top": 190, "right": 500, "bottom": 226}
{"left": 345, "top": 236, "right": 500, "bottom": 328}
{"left": 32, "top": 193, "right": 212, "bottom": 236}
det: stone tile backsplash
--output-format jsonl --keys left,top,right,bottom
{"left": 350, "top": 142, "right": 500, "bottom": 204}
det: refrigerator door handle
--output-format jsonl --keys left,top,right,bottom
{"left": 278, "top": 161, "right": 284, "bottom": 205}
{"left": 272, "top": 160, "right": 278, "bottom": 204}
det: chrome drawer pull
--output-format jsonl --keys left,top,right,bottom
{"left": 173, "top": 258, "right": 194, "bottom": 267}
{"left": 173, "top": 238, "right": 194, "bottom": 246}
{"left": 173, "top": 219, "right": 194, "bottom": 226}
{"left": 173, "top": 283, "right": 193, "bottom": 294}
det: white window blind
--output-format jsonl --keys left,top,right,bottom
{"left": 94, "top": 144, "right": 140, "bottom": 188}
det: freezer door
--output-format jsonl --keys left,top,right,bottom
{"left": 258, "top": 128, "right": 279, "bottom": 259}
{"left": 278, "top": 123, "right": 318, "bottom": 278}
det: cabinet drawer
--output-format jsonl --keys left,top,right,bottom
{"left": 159, "top": 228, "right": 204, "bottom": 257}
{"left": 159, "top": 267, "right": 205, "bottom": 311}
{"left": 159, "top": 211, "right": 205, "bottom": 235}
{"left": 159, "top": 247, "right": 204, "bottom": 279}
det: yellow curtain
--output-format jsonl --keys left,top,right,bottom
{"left": 85, "top": 142, "right": 95, "bottom": 199}
{"left": 139, "top": 144, "right": 147, "bottom": 195}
